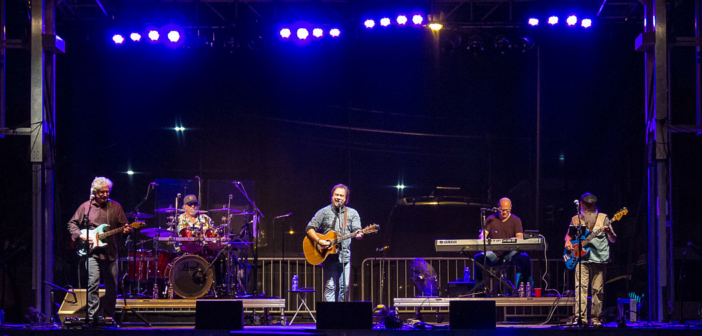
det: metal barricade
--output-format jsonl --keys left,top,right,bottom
{"left": 257, "top": 257, "right": 323, "bottom": 314}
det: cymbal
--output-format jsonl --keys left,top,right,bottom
{"left": 208, "top": 207, "right": 242, "bottom": 213}
{"left": 231, "top": 211, "right": 257, "bottom": 216}
{"left": 127, "top": 212, "right": 154, "bottom": 219}
{"left": 154, "top": 207, "right": 184, "bottom": 213}
{"left": 141, "top": 228, "right": 177, "bottom": 237}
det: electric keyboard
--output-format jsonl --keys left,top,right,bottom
{"left": 434, "top": 238, "right": 545, "bottom": 252}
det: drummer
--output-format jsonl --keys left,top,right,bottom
{"left": 176, "top": 195, "right": 214, "bottom": 238}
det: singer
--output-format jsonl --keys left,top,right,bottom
{"left": 67, "top": 177, "right": 132, "bottom": 326}
{"left": 473, "top": 197, "right": 533, "bottom": 289}
{"left": 305, "top": 184, "right": 363, "bottom": 302}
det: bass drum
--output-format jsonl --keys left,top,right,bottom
{"left": 165, "top": 254, "right": 214, "bottom": 299}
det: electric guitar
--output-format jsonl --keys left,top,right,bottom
{"left": 77, "top": 221, "right": 145, "bottom": 256}
{"left": 303, "top": 224, "right": 379, "bottom": 265}
{"left": 563, "top": 208, "right": 627, "bottom": 270}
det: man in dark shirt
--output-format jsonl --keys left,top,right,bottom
{"left": 67, "top": 177, "right": 132, "bottom": 324}
{"left": 473, "top": 198, "right": 532, "bottom": 291}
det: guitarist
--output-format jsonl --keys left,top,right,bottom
{"left": 305, "top": 184, "right": 363, "bottom": 302}
{"left": 67, "top": 177, "right": 132, "bottom": 325}
{"left": 564, "top": 193, "right": 616, "bottom": 327}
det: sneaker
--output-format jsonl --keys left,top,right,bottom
{"left": 592, "top": 320, "right": 602, "bottom": 327}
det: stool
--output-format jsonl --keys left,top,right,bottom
{"left": 288, "top": 289, "right": 316, "bottom": 325}
{"left": 617, "top": 298, "right": 637, "bottom": 322}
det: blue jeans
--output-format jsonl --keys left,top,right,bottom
{"left": 322, "top": 254, "right": 350, "bottom": 302}
{"left": 474, "top": 251, "right": 533, "bottom": 288}
{"left": 82, "top": 256, "right": 118, "bottom": 319}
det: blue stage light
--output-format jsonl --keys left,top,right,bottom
{"left": 397, "top": 15, "right": 408, "bottom": 25}
{"left": 581, "top": 18, "right": 592, "bottom": 28}
{"left": 130, "top": 33, "right": 141, "bottom": 42}
{"left": 380, "top": 18, "right": 391, "bottom": 27}
{"left": 566, "top": 15, "right": 578, "bottom": 26}
{"left": 330, "top": 28, "right": 341, "bottom": 37}
{"left": 412, "top": 15, "right": 423, "bottom": 25}
{"left": 313, "top": 28, "right": 324, "bottom": 38}
{"left": 167, "top": 31, "right": 180, "bottom": 42}
{"left": 528, "top": 18, "right": 539, "bottom": 26}
{"left": 548, "top": 16, "right": 559, "bottom": 25}
{"left": 148, "top": 30, "right": 160, "bottom": 41}
{"left": 364, "top": 19, "right": 375, "bottom": 29}
{"left": 297, "top": 28, "right": 309, "bottom": 39}
{"left": 280, "top": 28, "right": 291, "bottom": 38}
{"left": 112, "top": 34, "right": 125, "bottom": 44}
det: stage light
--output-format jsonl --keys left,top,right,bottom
{"left": 167, "top": 31, "right": 180, "bottom": 42}
{"left": 280, "top": 28, "right": 291, "bottom": 38}
{"left": 395, "top": 184, "right": 405, "bottom": 190}
{"left": 566, "top": 15, "right": 578, "bottom": 26}
{"left": 528, "top": 18, "right": 539, "bottom": 26}
{"left": 130, "top": 33, "right": 141, "bottom": 42}
{"left": 127, "top": 170, "right": 134, "bottom": 175}
{"left": 397, "top": 15, "right": 408, "bottom": 25}
{"left": 548, "top": 16, "right": 559, "bottom": 25}
{"left": 380, "top": 17, "right": 391, "bottom": 27}
{"left": 112, "top": 34, "right": 125, "bottom": 44}
{"left": 297, "top": 28, "right": 309, "bottom": 40}
{"left": 513, "top": 37, "right": 534, "bottom": 53}
{"left": 313, "top": 28, "right": 324, "bottom": 38}
{"left": 467, "top": 35, "right": 484, "bottom": 54}
{"left": 412, "top": 15, "right": 423, "bottom": 25}
{"left": 494, "top": 35, "right": 510, "bottom": 55}
{"left": 429, "top": 23, "right": 443, "bottom": 31}
{"left": 330, "top": 28, "right": 341, "bottom": 37}
{"left": 581, "top": 18, "right": 592, "bottom": 28}
{"left": 365, "top": 19, "right": 375, "bottom": 29}
{"left": 174, "top": 126, "right": 185, "bottom": 132}
{"left": 148, "top": 30, "right": 160, "bottom": 41}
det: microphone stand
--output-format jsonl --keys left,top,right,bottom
{"left": 83, "top": 198, "right": 93, "bottom": 326}
{"left": 127, "top": 184, "right": 154, "bottom": 298}
{"left": 233, "top": 182, "right": 264, "bottom": 296}
{"left": 119, "top": 183, "right": 154, "bottom": 326}
{"left": 575, "top": 202, "right": 585, "bottom": 328}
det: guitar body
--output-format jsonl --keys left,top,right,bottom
{"left": 562, "top": 208, "right": 628, "bottom": 271}
{"left": 78, "top": 224, "right": 109, "bottom": 256}
{"left": 303, "top": 224, "right": 380, "bottom": 266}
{"left": 302, "top": 231, "right": 341, "bottom": 265}
{"left": 564, "top": 239, "right": 591, "bottom": 270}
{"left": 76, "top": 221, "right": 144, "bottom": 256}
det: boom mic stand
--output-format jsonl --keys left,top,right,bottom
{"left": 233, "top": 181, "right": 264, "bottom": 296}
{"left": 119, "top": 183, "right": 154, "bottom": 326}
{"left": 574, "top": 201, "right": 585, "bottom": 328}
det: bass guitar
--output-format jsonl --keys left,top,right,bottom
{"left": 563, "top": 208, "right": 627, "bottom": 270}
{"left": 77, "top": 221, "right": 145, "bottom": 256}
{"left": 303, "top": 224, "right": 379, "bottom": 265}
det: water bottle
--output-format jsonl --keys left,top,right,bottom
{"left": 526, "top": 282, "right": 532, "bottom": 297}
{"left": 518, "top": 283, "right": 525, "bottom": 297}
{"left": 292, "top": 275, "right": 299, "bottom": 291}
{"left": 463, "top": 267, "right": 471, "bottom": 282}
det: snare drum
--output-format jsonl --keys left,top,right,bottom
{"left": 205, "top": 226, "right": 226, "bottom": 250}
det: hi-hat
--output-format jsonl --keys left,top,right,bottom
{"left": 127, "top": 212, "right": 154, "bottom": 219}
{"left": 141, "top": 228, "right": 177, "bottom": 237}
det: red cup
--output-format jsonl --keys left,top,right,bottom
{"left": 534, "top": 288, "right": 542, "bottom": 297}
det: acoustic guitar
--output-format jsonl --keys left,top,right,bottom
{"left": 303, "top": 224, "right": 379, "bottom": 265}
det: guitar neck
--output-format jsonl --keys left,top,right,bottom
{"left": 96, "top": 227, "right": 125, "bottom": 241}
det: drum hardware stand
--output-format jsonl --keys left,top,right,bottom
{"left": 126, "top": 182, "right": 156, "bottom": 298}
{"left": 233, "top": 181, "right": 264, "bottom": 296}
{"left": 118, "top": 257, "right": 152, "bottom": 327}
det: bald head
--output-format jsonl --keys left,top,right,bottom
{"left": 498, "top": 198, "right": 512, "bottom": 220}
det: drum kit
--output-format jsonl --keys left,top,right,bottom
{"left": 123, "top": 205, "right": 256, "bottom": 299}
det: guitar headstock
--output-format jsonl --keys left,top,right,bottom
{"left": 363, "top": 224, "right": 379, "bottom": 233}
{"left": 612, "top": 208, "right": 628, "bottom": 222}
{"left": 131, "top": 221, "right": 146, "bottom": 229}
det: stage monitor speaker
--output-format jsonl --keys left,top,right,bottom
{"left": 195, "top": 300, "right": 244, "bottom": 330}
{"left": 316, "top": 301, "right": 373, "bottom": 329}
{"left": 58, "top": 289, "right": 106, "bottom": 323}
{"left": 449, "top": 300, "right": 496, "bottom": 329}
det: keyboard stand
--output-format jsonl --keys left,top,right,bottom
{"left": 462, "top": 255, "right": 518, "bottom": 297}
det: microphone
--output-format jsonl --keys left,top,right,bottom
{"left": 150, "top": 182, "right": 159, "bottom": 186}
{"left": 194, "top": 175, "right": 200, "bottom": 180}
{"left": 275, "top": 213, "right": 293, "bottom": 219}
{"left": 90, "top": 195, "right": 95, "bottom": 201}
{"left": 232, "top": 181, "right": 241, "bottom": 185}
{"left": 177, "top": 193, "right": 182, "bottom": 198}
{"left": 480, "top": 207, "right": 499, "bottom": 212}
{"left": 574, "top": 200, "right": 580, "bottom": 206}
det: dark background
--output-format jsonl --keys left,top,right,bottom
{"left": 2, "top": 0, "right": 702, "bottom": 323}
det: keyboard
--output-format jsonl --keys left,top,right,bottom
{"left": 434, "top": 238, "right": 545, "bottom": 252}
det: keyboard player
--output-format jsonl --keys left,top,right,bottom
{"left": 474, "top": 197, "right": 533, "bottom": 291}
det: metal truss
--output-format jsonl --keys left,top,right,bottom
{"left": 54, "top": 0, "right": 643, "bottom": 28}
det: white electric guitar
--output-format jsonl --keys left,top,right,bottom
{"left": 77, "top": 221, "right": 144, "bottom": 256}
